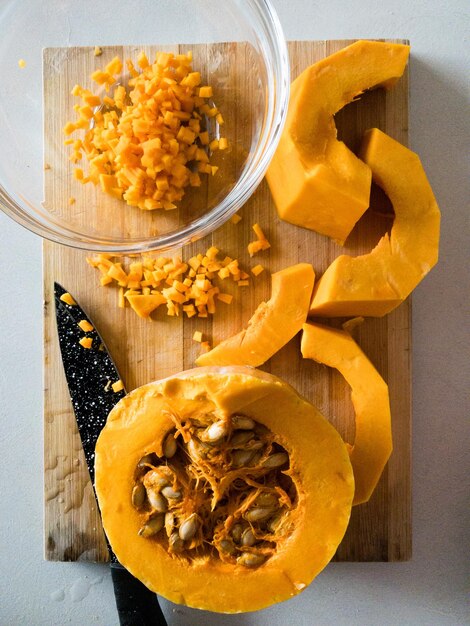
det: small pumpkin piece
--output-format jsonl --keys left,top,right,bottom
{"left": 196, "top": 263, "right": 315, "bottom": 367}
{"left": 342, "top": 317, "right": 364, "bottom": 333}
{"left": 126, "top": 293, "right": 167, "bottom": 319}
{"left": 79, "top": 337, "right": 93, "bottom": 349}
{"left": 112, "top": 379, "right": 124, "bottom": 393}
{"left": 247, "top": 223, "right": 271, "bottom": 257}
{"left": 251, "top": 264, "right": 265, "bottom": 277}
{"left": 301, "top": 322, "right": 392, "bottom": 505}
{"left": 78, "top": 319, "right": 94, "bottom": 333}
{"left": 60, "top": 292, "right": 77, "bottom": 306}
{"left": 309, "top": 128, "right": 441, "bottom": 317}
{"left": 266, "top": 40, "right": 410, "bottom": 243}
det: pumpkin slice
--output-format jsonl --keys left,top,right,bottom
{"left": 266, "top": 40, "right": 410, "bottom": 244}
{"left": 95, "top": 367, "right": 354, "bottom": 613}
{"left": 196, "top": 263, "right": 315, "bottom": 367}
{"left": 309, "top": 128, "right": 441, "bottom": 316}
{"left": 301, "top": 322, "right": 392, "bottom": 505}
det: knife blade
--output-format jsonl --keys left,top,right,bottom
{"left": 54, "top": 282, "right": 168, "bottom": 626}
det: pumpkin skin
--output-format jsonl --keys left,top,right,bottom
{"left": 196, "top": 263, "right": 315, "bottom": 367}
{"left": 266, "top": 40, "right": 410, "bottom": 244}
{"left": 301, "top": 323, "right": 392, "bottom": 505}
{"left": 95, "top": 366, "right": 354, "bottom": 613}
{"left": 309, "top": 128, "right": 441, "bottom": 317}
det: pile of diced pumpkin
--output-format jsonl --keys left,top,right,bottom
{"left": 64, "top": 51, "right": 228, "bottom": 210}
{"left": 87, "top": 246, "right": 254, "bottom": 320}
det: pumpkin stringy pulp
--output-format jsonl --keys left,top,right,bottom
{"left": 132, "top": 410, "right": 297, "bottom": 568}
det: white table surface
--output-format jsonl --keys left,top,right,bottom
{"left": 1, "top": 1, "right": 469, "bottom": 624}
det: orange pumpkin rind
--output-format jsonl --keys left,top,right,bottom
{"left": 301, "top": 322, "right": 392, "bottom": 505}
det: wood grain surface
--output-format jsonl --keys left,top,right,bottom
{"left": 43, "top": 40, "right": 411, "bottom": 563}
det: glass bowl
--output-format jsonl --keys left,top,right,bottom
{"left": 0, "top": 0, "right": 289, "bottom": 253}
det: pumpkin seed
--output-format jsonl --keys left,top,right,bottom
{"left": 137, "top": 453, "right": 156, "bottom": 471}
{"left": 202, "top": 420, "right": 227, "bottom": 443}
{"left": 262, "top": 452, "right": 289, "bottom": 469}
{"left": 147, "top": 490, "right": 168, "bottom": 513}
{"left": 219, "top": 539, "right": 237, "bottom": 555}
{"left": 144, "top": 469, "right": 169, "bottom": 489}
{"left": 244, "top": 506, "right": 277, "bottom": 523}
{"left": 231, "top": 523, "right": 243, "bottom": 544}
{"left": 247, "top": 440, "right": 264, "bottom": 451}
{"left": 187, "top": 438, "right": 209, "bottom": 459}
{"left": 161, "top": 486, "right": 182, "bottom": 500}
{"left": 179, "top": 513, "right": 199, "bottom": 541}
{"left": 169, "top": 531, "right": 185, "bottom": 553}
{"left": 249, "top": 451, "right": 263, "bottom": 466}
{"left": 163, "top": 433, "right": 177, "bottom": 458}
{"left": 266, "top": 512, "right": 284, "bottom": 534}
{"left": 138, "top": 514, "right": 164, "bottom": 538}
{"left": 241, "top": 527, "right": 256, "bottom": 547}
{"left": 165, "top": 511, "right": 175, "bottom": 537}
{"left": 255, "top": 493, "right": 279, "bottom": 508}
{"left": 231, "top": 415, "right": 255, "bottom": 430}
{"left": 230, "top": 431, "right": 254, "bottom": 447}
{"left": 237, "top": 552, "right": 266, "bottom": 568}
{"left": 131, "top": 483, "right": 146, "bottom": 509}
{"left": 231, "top": 449, "right": 254, "bottom": 468}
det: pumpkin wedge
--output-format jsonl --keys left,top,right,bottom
{"left": 95, "top": 367, "right": 354, "bottom": 612}
{"left": 126, "top": 293, "right": 167, "bottom": 318}
{"left": 301, "top": 322, "right": 392, "bottom": 505}
{"left": 196, "top": 263, "right": 315, "bottom": 367}
{"left": 309, "top": 128, "right": 440, "bottom": 316}
{"left": 266, "top": 40, "right": 410, "bottom": 244}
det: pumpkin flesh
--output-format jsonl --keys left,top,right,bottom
{"left": 309, "top": 128, "right": 441, "bottom": 317}
{"left": 266, "top": 40, "right": 410, "bottom": 244}
{"left": 195, "top": 263, "right": 315, "bottom": 367}
{"left": 301, "top": 323, "right": 392, "bottom": 505}
{"left": 95, "top": 367, "right": 354, "bottom": 613}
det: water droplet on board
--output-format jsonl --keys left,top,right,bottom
{"left": 50, "top": 589, "right": 65, "bottom": 602}
{"left": 70, "top": 578, "right": 91, "bottom": 602}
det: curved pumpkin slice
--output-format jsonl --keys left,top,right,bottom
{"left": 196, "top": 263, "right": 315, "bottom": 367}
{"left": 309, "top": 128, "right": 441, "bottom": 317}
{"left": 301, "top": 322, "right": 392, "bottom": 505}
{"left": 95, "top": 366, "right": 354, "bottom": 612}
{"left": 266, "top": 40, "right": 410, "bottom": 244}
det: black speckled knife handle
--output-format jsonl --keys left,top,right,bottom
{"left": 110, "top": 563, "right": 168, "bottom": 626}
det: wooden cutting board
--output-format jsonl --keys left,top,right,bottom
{"left": 43, "top": 40, "right": 411, "bottom": 563}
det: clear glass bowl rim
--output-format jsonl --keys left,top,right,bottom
{"left": 0, "top": 0, "right": 290, "bottom": 253}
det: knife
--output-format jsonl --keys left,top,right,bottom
{"left": 54, "top": 282, "right": 168, "bottom": 626}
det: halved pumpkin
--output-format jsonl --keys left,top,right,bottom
{"left": 266, "top": 40, "right": 410, "bottom": 244}
{"left": 196, "top": 263, "right": 315, "bottom": 367}
{"left": 95, "top": 366, "right": 354, "bottom": 613}
{"left": 301, "top": 322, "right": 392, "bottom": 505}
{"left": 309, "top": 128, "right": 441, "bottom": 316}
